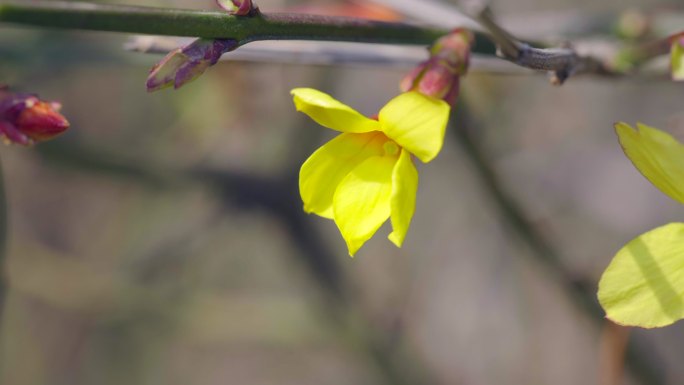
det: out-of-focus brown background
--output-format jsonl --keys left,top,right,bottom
{"left": 1, "top": 0, "right": 683, "bottom": 384}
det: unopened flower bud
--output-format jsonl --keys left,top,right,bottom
{"left": 0, "top": 89, "right": 69, "bottom": 146}
{"left": 216, "top": 0, "right": 259, "bottom": 16}
{"left": 147, "top": 39, "right": 239, "bottom": 92}
{"left": 401, "top": 29, "right": 473, "bottom": 105}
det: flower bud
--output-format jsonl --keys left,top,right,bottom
{"left": 0, "top": 89, "right": 69, "bottom": 146}
{"left": 401, "top": 29, "right": 473, "bottom": 105}
{"left": 216, "top": 0, "right": 259, "bottom": 16}
{"left": 147, "top": 39, "right": 239, "bottom": 92}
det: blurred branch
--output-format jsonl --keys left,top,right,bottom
{"left": 0, "top": 160, "right": 6, "bottom": 327}
{"left": 37, "top": 142, "right": 173, "bottom": 188}
{"left": 191, "top": 168, "right": 349, "bottom": 301}
{"left": 450, "top": 101, "right": 665, "bottom": 385}
{"left": 124, "top": 34, "right": 669, "bottom": 78}
{"left": 370, "top": 0, "right": 481, "bottom": 31}
{"left": 36, "top": 139, "right": 441, "bottom": 385}
{"left": 127, "top": 36, "right": 524, "bottom": 73}
{"left": 599, "top": 321, "right": 631, "bottom": 385}
{"left": 197, "top": 167, "right": 440, "bottom": 385}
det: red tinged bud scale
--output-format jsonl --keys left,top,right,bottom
{"left": 216, "top": 0, "right": 259, "bottom": 16}
{"left": 400, "top": 29, "right": 473, "bottom": 106}
{"left": 0, "top": 89, "right": 69, "bottom": 146}
{"left": 147, "top": 39, "right": 239, "bottom": 92}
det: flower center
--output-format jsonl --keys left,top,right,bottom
{"left": 383, "top": 141, "right": 400, "bottom": 156}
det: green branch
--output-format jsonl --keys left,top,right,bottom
{"left": 0, "top": 1, "right": 428, "bottom": 43}
{"left": 0, "top": 1, "right": 496, "bottom": 55}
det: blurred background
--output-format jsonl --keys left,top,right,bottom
{"left": 1, "top": 0, "right": 684, "bottom": 384}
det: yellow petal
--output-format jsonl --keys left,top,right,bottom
{"left": 378, "top": 91, "right": 450, "bottom": 163}
{"left": 291, "top": 88, "right": 380, "bottom": 133}
{"left": 388, "top": 149, "right": 418, "bottom": 247}
{"left": 333, "top": 155, "right": 397, "bottom": 256}
{"left": 671, "top": 39, "right": 684, "bottom": 81}
{"left": 300, "top": 132, "right": 386, "bottom": 218}
{"left": 616, "top": 122, "right": 684, "bottom": 205}
{"left": 598, "top": 223, "right": 684, "bottom": 328}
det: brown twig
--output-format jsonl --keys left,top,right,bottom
{"left": 599, "top": 321, "right": 631, "bottom": 385}
{"left": 462, "top": 2, "right": 616, "bottom": 84}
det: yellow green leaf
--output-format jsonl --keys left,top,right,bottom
{"left": 300, "top": 132, "right": 386, "bottom": 218}
{"left": 333, "top": 155, "right": 396, "bottom": 256}
{"left": 388, "top": 149, "right": 418, "bottom": 247}
{"left": 671, "top": 39, "right": 684, "bottom": 81}
{"left": 378, "top": 92, "right": 450, "bottom": 163}
{"left": 616, "top": 122, "right": 684, "bottom": 205}
{"left": 291, "top": 88, "right": 380, "bottom": 133}
{"left": 598, "top": 223, "right": 684, "bottom": 328}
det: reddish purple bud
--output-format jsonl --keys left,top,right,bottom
{"left": 147, "top": 39, "right": 239, "bottom": 92}
{"left": 216, "top": 0, "right": 259, "bottom": 16}
{"left": 0, "top": 90, "right": 69, "bottom": 146}
{"left": 401, "top": 29, "right": 473, "bottom": 106}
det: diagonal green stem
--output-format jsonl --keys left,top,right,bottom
{"left": 0, "top": 1, "right": 444, "bottom": 44}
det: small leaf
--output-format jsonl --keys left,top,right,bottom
{"left": 598, "top": 223, "right": 684, "bottom": 328}
{"left": 671, "top": 36, "right": 684, "bottom": 81}
{"left": 615, "top": 122, "right": 684, "bottom": 205}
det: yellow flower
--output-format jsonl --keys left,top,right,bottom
{"left": 292, "top": 88, "right": 450, "bottom": 256}
{"left": 598, "top": 122, "right": 684, "bottom": 328}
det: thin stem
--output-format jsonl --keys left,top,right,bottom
{"left": 599, "top": 321, "right": 630, "bottom": 385}
{"left": 464, "top": 4, "right": 616, "bottom": 84}
{"left": 0, "top": 1, "right": 446, "bottom": 45}
{"left": 469, "top": 5, "right": 522, "bottom": 59}
{"left": 0, "top": 160, "right": 6, "bottom": 332}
